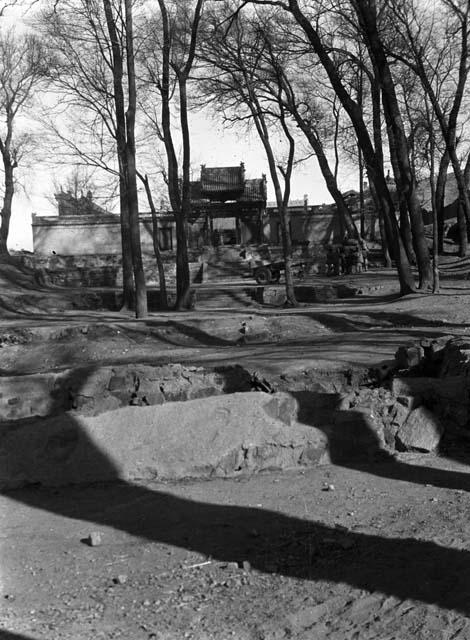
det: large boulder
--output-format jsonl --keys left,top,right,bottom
{"left": 396, "top": 406, "right": 444, "bottom": 452}
{"left": 0, "top": 392, "right": 329, "bottom": 489}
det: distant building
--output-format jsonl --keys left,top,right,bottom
{"left": 55, "top": 189, "right": 108, "bottom": 217}
{"left": 31, "top": 164, "right": 385, "bottom": 259}
{"left": 189, "top": 163, "right": 268, "bottom": 246}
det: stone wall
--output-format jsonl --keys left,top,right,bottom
{"left": 20, "top": 243, "right": 329, "bottom": 289}
{"left": 19, "top": 252, "right": 204, "bottom": 288}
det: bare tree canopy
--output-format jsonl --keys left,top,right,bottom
{"left": 0, "top": 28, "right": 46, "bottom": 256}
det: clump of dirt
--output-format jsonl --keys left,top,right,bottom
{"left": 0, "top": 328, "right": 34, "bottom": 346}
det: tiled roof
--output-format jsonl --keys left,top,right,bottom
{"left": 190, "top": 165, "right": 266, "bottom": 204}
{"left": 55, "top": 191, "right": 108, "bottom": 217}
{"left": 200, "top": 165, "right": 244, "bottom": 194}
{"left": 239, "top": 178, "right": 267, "bottom": 202}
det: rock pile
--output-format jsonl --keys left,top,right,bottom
{"left": 385, "top": 337, "right": 470, "bottom": 452}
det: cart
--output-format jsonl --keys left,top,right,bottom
{"left": 252, "top": 259, "right": 310, "bottom": 285}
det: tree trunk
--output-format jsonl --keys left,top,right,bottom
{"left": 119, "top": 177, "right": 135, "bottom": 310}
{"left": 355, "top": 1, "right": 431, "bottom": 288}
{"left": 428, "top": 121, "right": 439, "bottom": 293}
{"left": 103, "top": 0, "right": 135, "bottom": 312}
{"left": 457, "top": 201, "right": 468, "bottom": 257}
{"left": 138, "top": 172, "right": 168, "bottom": 309}
{"left": 369, "top": 181, "right": 391, "bottom": 267}
{"left": 288, "top": 0, "right": 415, "bottom": 294}
{"left": 157, "top": 0, "right": 193, "bottom": 310}
{"left": 176, "top": 77, "right": 193, "bottom": 310}
{"left": 125, "top": 0, "right": 147, "bottom": 318}
{"left": 292, "top": 114, "right": 359, "bottom": 239}
{"left": 358, "top": 146, "right": 365, "bottom": 237}
{"left": 464, "top": 152, "right": 470, "bottom": 184}
{"left": 370, "top": 69, "right": 389, "bottom": 260}
{"left": 0, "top": 159, "right": 14, "bottom": 256}
{"left": 402, "top": 5, "right": 470, "bottom": 246}
{"left": 435, "top": 151, "right": 450, "bottom": 253}
{"left": 383, "top": 97, "right": 416, "bottom": 264}
{"left": 450, "top": 147, "right": 470, "bottom": 236}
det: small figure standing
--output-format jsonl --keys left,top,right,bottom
{"left": 361, "top": 239, "right": 369, "bottom": 271}
{"left": 237, "top": 321, "right": 249, "bottom": 346}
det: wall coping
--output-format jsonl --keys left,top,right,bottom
{"left": 31, "top": 212, "right": 176, "bottom": 227}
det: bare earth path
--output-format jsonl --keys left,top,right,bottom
{"left": 3, "top": 456, "right": 470, "bottom": 639}
{"left": 2, "top": 263, "right": 470, "bottom": 639}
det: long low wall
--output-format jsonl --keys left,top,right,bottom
{"left": 19, "top": 244, "right": 331, "bottom": 289}
{"left": 32, "top": 213, "right": 205, "bottom": 256}
{"left": 19, "top": 252, "right": 204, "bottom": 288}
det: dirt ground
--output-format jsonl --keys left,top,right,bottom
{"left": 2, "top": 255, "right": 470, "bottom": 639}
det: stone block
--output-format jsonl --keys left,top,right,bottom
{"left": 392, "top": 377, "right": 434, "bottom": 397}
{"left": 395, "top": 345, "right": 424, "bottom": 370}
{"left": 0, "top": 392, "right": 329, "bottom": 489}
{"left": 396, "top": 406, "right": 444, "bottom": 452}
{"left": 108, "top": 375, "right": 128, "bottom": 392}
{"left": 388, "top": 401, "right": 410, "bottom": 428}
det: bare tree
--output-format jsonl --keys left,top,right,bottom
{"left": 141, "top": 0, "right": 204, "bottom": 310}
{"left": 0, "top": 30, "right": 45, "bottom": 256}
{"left": 103, "top": 0, "right": 147, "bottom": 317}
{"left": 251, "top": 0, "right": 416, "bottom": 294}
{"left": 200, "top": 9, "right": 302, "bottom": 304}
{"left": 42, "top": 0, "right": 147, "bottom": 316}
{"left": 137, "top": 170, "right": 169, "bottom": 309}
{"left": 388, "top": 0, "right": 470, "bottom": 256}
{"left": 349, "top": 0, "right": 432, "bottom": 287}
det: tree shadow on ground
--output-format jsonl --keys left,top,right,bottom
{"left": 292, "top": 390, "right": 470, "bottom": 492}
{"left": 0, "top": 631, "right": 37, "bottom": 639}
{"left": 305, "top": 310, "right": 470, "bottom": 332}
{"left": 3, "top": 385, "right": 470, "bottom": 617}
{"left": 142, "top": 319, "right": 235, "bottom": 347}
{"left": 5, "top": 446, "right": 470, "bottom": 615}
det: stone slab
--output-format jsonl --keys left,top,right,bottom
{"left": 392, "top": 376, "right": 469, "bottom": 403}
{"left": 0, "top": 392, "right": 329, "bottom": 489}
{"left": 396, "top": 406, "right": 444, "bottom": 452}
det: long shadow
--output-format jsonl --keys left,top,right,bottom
{"left": 0, "top": 632, "right": 38, "bottom": 640}
{"left": 306, "top": 310, "right": 470, "bottom": 332}
{"left": 292, "top": 390, "right": 470, "bottom": 492}
{"left": 5, "top": 436, "right": 470, "bottom": 615}
{"left": 3, "top": 387, "right": 470, "bottom": 617}
{"left": 143, "top": 319, "right": 235, "bottom": 346}
{"left": 5, "top": 360, "right": 470, "bottom": 619}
